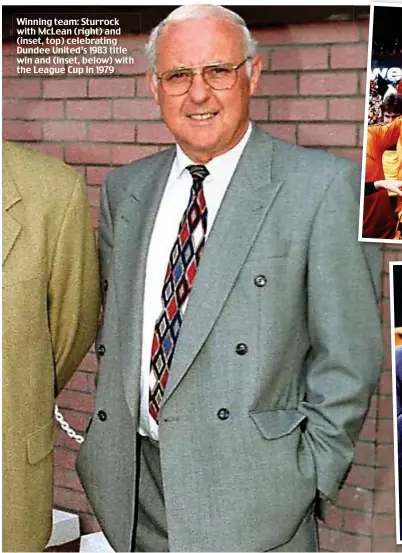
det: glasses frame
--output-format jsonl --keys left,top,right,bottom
{"left": 156, "top": 57, "right": 252, "bottom": 96}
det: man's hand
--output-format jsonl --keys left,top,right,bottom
{"left": 374, "top": 179, "right": 402, "bottom": 196}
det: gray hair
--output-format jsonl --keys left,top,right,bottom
{"left": 144, "top": 4, "right": 258, "bottom": 78}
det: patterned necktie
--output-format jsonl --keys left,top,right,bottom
{"left": 149, "top": 164, "right": 209, "bottom": 422}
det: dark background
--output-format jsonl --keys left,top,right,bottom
{"left": 372, "top": 5, "right": 402, "bottom": 57}
{"left": 394, "top": 265, "right": 402, "bottom": 327}
{"left": 373, "top": 5, "right": 402, "bottom": 42}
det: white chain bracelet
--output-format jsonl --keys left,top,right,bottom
{"left": 54, "top": 404, "right": 85, "bottom": 445}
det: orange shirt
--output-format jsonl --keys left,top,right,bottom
{"left": 383, "top": 150, "right": 399, "bottom": 180}
{"left": 365, "top": 116, "right": 402, "bottom": 182}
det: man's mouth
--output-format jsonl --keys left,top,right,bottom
{"left": 186, "top": 112, "right": 218, "bottom": 120}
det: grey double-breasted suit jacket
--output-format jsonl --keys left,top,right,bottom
{"left": 77, "top": 126, "right": 382, "bottom": 552}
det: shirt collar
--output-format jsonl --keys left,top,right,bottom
{"left": 174, "top": 122, "right": 253, "bottom": 179}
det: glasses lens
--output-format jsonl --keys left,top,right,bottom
{"left": 204, "top": 64, "right": 236, "bottom": 90}
{"left": 162, "top": 69, "right": 192, "bottom": 95}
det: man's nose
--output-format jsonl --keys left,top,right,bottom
{"left": 187, "top": 71, "right": 211, "bottom": 103}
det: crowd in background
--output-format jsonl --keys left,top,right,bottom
{"left": 369, "top": 37, "right": 402, "bottom": 126}
{"left": 372, "top": 37, "right": 402, "bottom": 58}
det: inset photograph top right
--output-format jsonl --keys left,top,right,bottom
{"left": 360, "top": 2, "right": 402, "bottom": 243}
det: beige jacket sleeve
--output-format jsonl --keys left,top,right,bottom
{"left": 48, "top": 174, "right": 100, "bottom": 393}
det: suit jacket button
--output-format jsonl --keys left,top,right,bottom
{"left": 254, "top": 275, "right": 267, "bottom": 287}
{"left": 217, "top": 408, "right": 230, "bottom": 420}
{"left": 103, "top": 279, "right": 108, "bottom": 292}
{"left": 97, "top": 410, "right": 107, "bottom": 422}
{"left": 235, "top": 342, "right": 248, "bottom": 355}
{"left": 98, "top": 344, "right": 106, "bottom": 356}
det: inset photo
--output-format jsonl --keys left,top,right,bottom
{"left": 391, "top": 261, "right": 402, "bottom": 543}
{"left": 360, "top": 3, "right": 402, "bottom": 243}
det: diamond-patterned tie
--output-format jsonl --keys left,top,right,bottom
{"left": 149, "top": 164, "right": 209, "bottom": 422}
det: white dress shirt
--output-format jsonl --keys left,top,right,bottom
{"left": 139, "top": 123, "right": 252, "bottom": 441}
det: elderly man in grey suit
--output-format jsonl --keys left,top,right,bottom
{"left": 77, "top": 4, "right": 382, "bottom": 552}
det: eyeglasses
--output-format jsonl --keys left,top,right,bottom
{"left": 157, "top": 58, "right": 251, "bottom": 96}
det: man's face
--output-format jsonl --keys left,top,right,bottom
{"left": 147, "top": 17, "right": 261, "bottom": 164}
{"left": 383, "top": 111, "right": 400, "bottom": 124}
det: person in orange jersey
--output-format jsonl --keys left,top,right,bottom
{"left": 362, "top": 113, "right": 402, "bottom": 239}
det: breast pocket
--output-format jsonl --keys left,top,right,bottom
{"left": 250, "top": 251, "right": 307, "bottom": 351}
{"left": 246, "top": 251, "right": 290, "bottom": 291}
{"left": 250, "top": 254, "right": 292, "bottom": 332}
{"left": 3, "top": 265, "right": 50, "bottom": 362}
{"left": 3, "top": 250, "right": 46, "bottom": 287}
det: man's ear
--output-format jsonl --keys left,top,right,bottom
{"left": 147, "top": 70, "right": 160, "bottom": 105}
{"left": 249, "top": 55, "right": 262, "bottom": 97}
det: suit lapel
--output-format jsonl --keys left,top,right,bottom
{"left": 3, "top": 162, "right": 22, "bottom": 266}
{"left": 163, "top": 127, "right": 284, "bottom": 405}
{"left": 115, "top": 148, "right": 176, "bottom": 414}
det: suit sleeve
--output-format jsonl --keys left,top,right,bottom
{"left": 298, "top": 162, "right": 383, "bottom": 506}
{"left": 48, "top": 175, "right": 100, "bottom": 393}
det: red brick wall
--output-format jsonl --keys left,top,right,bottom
{"left": 3, "top": 19, "right": 401, "bottom": 552}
